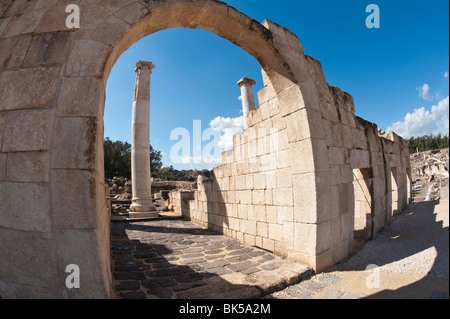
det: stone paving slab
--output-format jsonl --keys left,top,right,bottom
{"left": 111, "top": 219, "right": 312, "bottom": 299}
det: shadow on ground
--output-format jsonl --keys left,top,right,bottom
{"left": 110, "top": 221, "right": 262, "bottom": 299}
{"left": 329, "top": 199, "right": 449, "bottom": 299}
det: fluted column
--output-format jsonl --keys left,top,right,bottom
{"left": 237, "top": 77, "right": 256, "bottom": 128}
{"left": 130, "top": 61, "right": 156, "bottom": 213}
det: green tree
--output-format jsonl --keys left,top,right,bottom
{"left": 104, "top": 138, "right": 163, "bottom": 179}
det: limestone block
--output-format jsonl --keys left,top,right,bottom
{"left": 52, "top": 117, "right": 96, "bottom": 170}
{"left": 262, "top": 237, "right": 275, "bottom": 253}
{"left": 268, "top": 223, "right": 283, "bottom": 242}
{"left": 252, "top": 189, "right": 265, "bottom": 205}
{"left": 0, "top": 67, "right": 60, "bottom": 111}
{"left": 292, "top": 173, "right": 317, "bottom": 223}
{"left": 65, "top": 39, "right": 112, "bottom": 77}
{"left": 292, "top": 138, "right": 329, "bottom": 174}
{"left": 244, "top": 234, "right": 256, "bottom": 246}
{"left": 3, "top": 10, "right": 44, "bottom": 38}
{"left": 252, "top": 172, "right": 266, "bottom": 190}
{"left": 340, "top": 212, "right": 354, "bottom": 243}
{"left": 349, "top": 149, "right": 370, "bottom": 169}
{"left": 323, "top": 119, "right": 333, "bottom": 147}
{"left": 257, "top": 85, "right": 276, "bottom": 105}
{"left": 0, "top": 182, "right": 51, "bottom": 233}
{"left": 55, "top": 229, "right": 110, "bottom": 299}
{"left": 6, "top": 151, "right": 50, "bottom": 182}
{"left": 24, "top": 32, "right": 73, "bottom": 68}
{"left": 276, "top": 129, "right": 289, "bottom": 151}
{"left": 56, "top": 76, "right": 102, "bottom": 117}
{"left": 6, "top": 35, "right": 32, "bottom": 69}
{"left": 275, "top": 167, "right": 291, "bottom": 188}
{"left": 0, "top": 229, "right": 57, "bottom": 289}
{"left": 338, "top": 183, "right": 354, "bottom": 216}
{"left": 265, "top": 206, "right": 278, "bottom": 224}
{"left": 276, "top": 149, "right": 291, "bottom": 170}
{"left": 91, "top": 15, "right": 130, "bottom": 46}
{"left": 260, "top": 154, "right": 277, "bottom": 172}
{"left": 340, "top": 165, "right": 354, "bottom": 184}
{"left": 254, "top": 205, "right": 266, "bottom": 223}
{"left": 330, "top": 217, "right": 341, "bottom": 244}
{"left": 276, "top": 206, "right": 293, "bottom": 223}
{"left": 294, "top": 222, "right": 317, "bottom": 255}
{"left": 278, "top": 85, "right": 306, "bottom": 117}
{"left": 290, "top": 139, "right": 315, "bottom": 174}
{"left": 271, "top": 114, "right": 287, "bottom": 133}
{"left": 272, "top": 187, "right": 293, "bottom": 206}
{"left": 316, "top": 219, "right": 332, "bottom": 254}
{"left": 285, "top": 109, "right": 310, "bottom": 143}
{"left": 256, "top": 221, "right": 268, "bottom": 238}
{"left": 114, "top": 2, "right": 149, "bottom": 24}
{"left": 353, "top": 129, "right": 368, "bottom": 150}
{"left": 342, "top": 125, "right": 354, "bottom": 149}
{"left": 329, "top": 165, "right": 341, "bottom": 186}
{"left": 321, "top": 103, "right": 339, "bottom": 123}
{"left": 2, "top": 109, "right": 53, "bottom": 152}
{"left": 242, "top": 219, "right": 257, "bottom": 235}
{"left": 328, "top": 147, "right": 346, "bottom": 165}
{"left": 265, "top": 170, "right": 277, "bottom": 189}
{"left": 51, "top": 169, "right": 97, "bottom": 229}
{"left": 332, "top": 238, "right": 350, "bottom": 265}
{"left": 33, "top": 5, "right": 74, "bottom": 34}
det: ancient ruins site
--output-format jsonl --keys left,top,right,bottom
{"left": 2, "top": 0, "right": 442, "bottom": 300}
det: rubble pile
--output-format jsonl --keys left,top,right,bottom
{"left": 411, "top": 148, "right": 449, "bottom": 202}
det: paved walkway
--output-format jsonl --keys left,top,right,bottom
{"left": 111, "top": 195, "right": 449, "bottom": 299}
{"left": 111, "top": 219, "right": 312, "bottom": 299}
{"left": 268, "top": 197, "right": 449, "bottom": 299}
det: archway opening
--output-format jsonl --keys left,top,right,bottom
{"left": 353, "top": 168, "right": 373, "bottom": 251}
{"left": 103, "top": 25, "right": 275, "bottom": 298}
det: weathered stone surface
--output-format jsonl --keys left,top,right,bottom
{"left": 51, "top": 170, "right": 97, "bottom": 229}
{"left": 0, "top": 182, "right": 51, "bottom": 233}
{"left": 6, "top": 151, "right": 50, "bottom": 182}
{"left": 0, "top": 229, "right": 57, "bottom": 288}
{"left": 52, "top": 117, "right": 96, "bottom": 169}
{"left": 0, "top": 67, "right": 60, "bottom": 111}
{"left": 2, "top": 10, "right": 43, "bottom": 38}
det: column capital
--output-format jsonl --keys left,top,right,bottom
{"left": 135, "top": 61, "right": 155, "bottom": 72}
{"left": 237, "top": 77, "right": 256, "bottom": 87}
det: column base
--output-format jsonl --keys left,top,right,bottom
{"left": 130, "top": 201, "right": 155, "bottom": 213}
{"left": 128, "top": 211, "right": 159, "bottom": 220}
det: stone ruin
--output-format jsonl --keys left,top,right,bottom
{"left": 0, "top": 0, "right": 411, "bottom": 298}
{"left": 410, "top": 148, "right": 449, "bottom": 201}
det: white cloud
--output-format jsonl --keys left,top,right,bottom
{"left": 210, "top": 115, "right": 245, "bottom": 151}
{"left": 387, "top": 96, "right": 449, "bottom": 139}
{"left": 417, "top": 83, "right": 433, "bottom": 101}
{"left": 238, "top": 95, "right": 243, "bottom": 102}
{"left": 444, "top": 71, "right": 449, "bottom": 78}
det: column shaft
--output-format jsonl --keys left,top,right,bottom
{"left": 130, "top": 61, "right": 155, "bottom": 213}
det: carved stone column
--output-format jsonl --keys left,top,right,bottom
{"left": 130, "top": 61, "right": 156, "bottom": 215}
{"left": 237, "top": 77, "right": 257, "bottom": 128}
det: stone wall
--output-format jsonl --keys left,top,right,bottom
{"left": 169, "top": 61, "right": 411, "bottom": 272}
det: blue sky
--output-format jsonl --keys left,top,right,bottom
{"left": 105, "top": 0, "right": 449, "bottom": 170}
